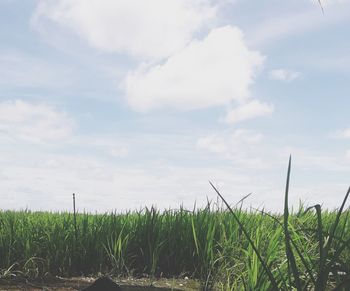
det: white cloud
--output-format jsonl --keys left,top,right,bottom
{"left": 280, "top": 146, "right": 350, "bottom": 172}
{"left": 197, "top": 129, "right": 263, "bottom": 154}
{"left": 269, "top": 69, "right": 300, "bottom": 81}
{"left": 0, "top": 129, "right": 348, "bottom": 212}
{"left": 197, "top": 135, "right": 228, "bottom": 154}
{"left": 224, "top": 99, "right": 274, "bottom": 124}
{"left": 67, "top": 135, "right": 130, "bottom": 158}
{"left": 0, "top": 144, "right": 283, "bottom": 212}
{"left": 125, "top": 26, "right": 264, "bottom": 111}
{"left": 196, "top": 129, "right": 266, "bottom": 168}
{"left": 33, "top": 0, "right": 217, "bottom": 60}
{"left": 346, "top": 150, "right": 350, "bottom": 160}
{"left": 332, "top": 128, "right": 350, "bottom": 139}
{"left": 111, "top": 146, "right": 129, "bottom": 158}
{"left": 0, "top": 100, "right": 75, "bottom": 143}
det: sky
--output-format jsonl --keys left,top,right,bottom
{"left": 0, "top": 0, "right": 349, "bottom": 212}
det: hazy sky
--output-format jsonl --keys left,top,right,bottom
{"left": 0, "top": 0, "right": 349, "bottom": 212}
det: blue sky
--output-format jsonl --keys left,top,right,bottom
{"left": 0, "top": 0, "right": 349, "bottom": 212}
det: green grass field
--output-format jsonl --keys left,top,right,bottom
{"left": 0, "top": 202, "right": 349, "bottom": 289}
{"left": 0, "top": 162, "right": 349, "bottom": 290}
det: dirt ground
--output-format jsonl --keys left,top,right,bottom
{"left": 0, "top": 276, "right": 200, "bottom": 291}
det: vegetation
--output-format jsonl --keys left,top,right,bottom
{"left": 0, "top": 159, "right": 349, "bottom": 290}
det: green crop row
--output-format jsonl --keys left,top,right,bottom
{"left": 0, "top": 159, "right": 349, "bottom": 290}
{"left": 0, "top": 205, "right": 348, "bottom": 289}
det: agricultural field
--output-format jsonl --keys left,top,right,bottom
{"left": 0, "top": 179, "right": 349, "bottom": 290}
{"left": 1, "top": 0, "right": 350, "bottom": 290}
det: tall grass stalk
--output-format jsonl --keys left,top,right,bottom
{"left": 212, "top": 156, "right": 350, "bottom": 290}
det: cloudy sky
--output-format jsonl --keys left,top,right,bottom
{"left": 0, "top": 0, "right": 349, "bottom": 212}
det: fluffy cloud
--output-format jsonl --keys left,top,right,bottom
{"left": 196, "top": 129, "right": 266, "bottom": 168}
{"left": 1, "top": 128, "right": 348, "bottom": 211}
{"left": 0, "top": 152, "right": 274, "bottom": 211}
{"left": 125, "top": 26, "right": 264, "bottom": 111}
{"left": 333, "top": 128, "right": 350, "bottom": 138}
{"left": 224, "top": 99, "right": 274, "bottom": 124}
{"left": 33, "top": 0, "right": 217, "bottom": 60}
{"left": 33, "top": 2, "right": 267, "bottom": 115}
{"left": 269, "top": 69, "right": 300, "bottom": 81}
{"left": 197, "top": 135, "right": 228, "bottom": 154}
{"left": 0, "top": 100, "right": 75, "bottom": 143}
{"left": 110, "top": 146, "right": 129, "bottom": 158}
{"left": 346, "top": 150, "right": 350, "bottom": 160}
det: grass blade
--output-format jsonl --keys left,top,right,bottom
{"left": 283, "top": 156, "right": 302, "bottom": 290}
{"left": 209, "top": 181, "right": 279, "bottom": 290}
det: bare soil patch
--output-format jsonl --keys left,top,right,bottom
{"left": 0, "top": 276, "right": 200, "bottom": 290}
